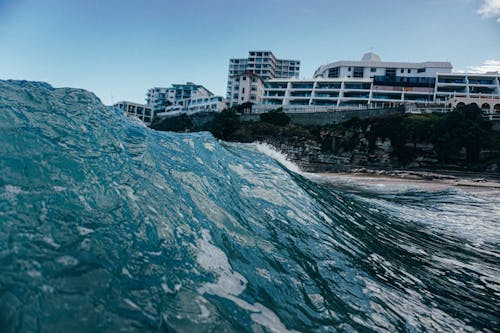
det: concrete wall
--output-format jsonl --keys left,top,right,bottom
{"left": 240, "top": 107, "right": 404, "bottom": 126}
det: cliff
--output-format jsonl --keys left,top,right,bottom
{"left": 151, "top": 105, "right": 500, "bottom": 175}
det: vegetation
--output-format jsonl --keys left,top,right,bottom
{"left": 259, "top": 107, "right": 290, "bottom": 126}
{"left": 151, "top": 103, "right": 500, "bottom": 171}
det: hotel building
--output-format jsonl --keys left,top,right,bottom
{"left": 260, "top": 53, "right": 500, "bottom": 113}
{"left": 227, "top": 50, "right": 300, "bottom": 107}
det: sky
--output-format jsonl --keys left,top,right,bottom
{"left": 0, "top": 0, "right": 499, "bottom": 105}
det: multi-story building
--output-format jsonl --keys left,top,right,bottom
{"left": 313, "top": 52, "right": 452, "bottom": 79}
{"left": 158, "top": 95, "right": 226, "bottom": 117}
{"left": 146, "top": 82, "right": 213, "bottom": 113}
{"left": 114, "top": 101, "right": 154, "bottom": 125}
{"left": 227, "top": 50, "right": 300, "bottom": 106}
{"left": 260, "top": 53, "right": 500, "bottom": 111}
{"left": 227, "top": 72, "right": 265, "bottom": 106}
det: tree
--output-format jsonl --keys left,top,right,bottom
{"left": 212, "top": 109, "right": 240, "bottom": 140}
{"left": 432, "top": 104, "right": 492, "bottom": 164}
{"left": 260, "top": 108, "right": 291, "bottom": 126}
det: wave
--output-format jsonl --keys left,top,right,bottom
{"left": 0, "top": 80, "right": 498, "bottom": 332}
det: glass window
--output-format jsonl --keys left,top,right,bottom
{"left": 353, "top": 67, "right": 364, "bottom": 78}
{"left": 386, "top": 68, "right": 396, "bottom": 77}
{"left": 371, "top": 68, "right": 376, "bottom": 72}
{"left": 328, "top": 67, "right": 339, "bottom": 78}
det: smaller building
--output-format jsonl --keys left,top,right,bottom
{"left": 227, "top": 72, "right": 265, "bottom": 107}
{"left": 157, "top": 95, "right": 226, "bottom": 117}
{"left": 114, "top": 101, "right": 153, "bottom": 125}
{"left": 146, "top": 82, "right": 213, "bottom": 113}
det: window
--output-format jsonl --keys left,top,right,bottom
{"left": 386, "top": 68, "right": 396, "bottom": 77}
{"left": 417, "top": 68, "right": 425, "bottom": 73}
{"left": 407, "top": 69, "right": 411, "bottom": 73}
{"left": 242, "top": 88, "right": 245, "bottom": 93}
{"left": 242, "top": 77, "right": 246, "bottom": 81}
{"left": 348, "top": 67, "right": 352, "bottom": 71}
{"left": 400, "top": 69, "right": 404, "bottom": 73}
{"left": 328, "top": 67, "right": 339, "bottom": 78}
{"left": 371, "top": 68, "right": 376, "bottom": 72}
{"left": 353, "top": 67, "right": 364, "bottom": 78}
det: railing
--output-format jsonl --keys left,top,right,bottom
{"left": 251, "top": 104, "right": 376, "bottom": 114}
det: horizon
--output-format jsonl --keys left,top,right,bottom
{"left": 1, "top": 0, "right": 499, "bottom": 105}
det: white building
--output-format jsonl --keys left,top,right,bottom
{"left": 259, "top": 53, "right": 500, "bottom": 112}
{"left": 159, "top": 95, "right": 226, "bottom": 116}
{"left": 146, "top": 82, "right": 213, "bottom": 113}
{"left": 227, "top": 50, "right": 300, "bottom": 106}
{"left": 227, "top": 72, "right": 265, "bottom": 106}
{"left": 313, "top": 52, "right": 452, "bottom": 79}
{"left": 114, "top": 101, "right": 154, "bottom": 125}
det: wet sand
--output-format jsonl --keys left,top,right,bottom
{"left": 305, "top": 170, "right": 500, "bottom": 193}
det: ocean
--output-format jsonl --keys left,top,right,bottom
{"left": 0, "top": 80, "right": 498, "bottom": 332}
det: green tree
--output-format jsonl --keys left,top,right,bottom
{"left": 432, "top": 104, "right": 492, "bottom": 164}
{"left": 260, "top": 108, "right": 291, "bottom": 126}
{"left": 212, "top": 109, "right": 240, "bottom": 140}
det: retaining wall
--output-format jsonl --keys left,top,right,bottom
{"left": 240, "top": 107, "right": 404, "bottom": 126}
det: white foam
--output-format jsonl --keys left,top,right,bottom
{"left": 196, "top": 229, "right": 298, "bottom": 332}
{"left": 203, "top": 142, "right": 215, "bottom": 152}
{"left": 77, "top": 226, "right": 94, "bottom": 235}
{"left": 253, "top": 143, "right": 301, "bottom": 174}
{"left": 56, "top": 255, "right": 79, "bottom": 266}
{"left": 4, "top": 185, "right": 25, "bottom": 194}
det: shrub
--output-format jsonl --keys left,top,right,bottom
{"left": 260, "top": 108, "right": 291, "bottom": 126}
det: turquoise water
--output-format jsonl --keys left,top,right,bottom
{"left": 0, "top": 80, "right": 499, "bottom": 332}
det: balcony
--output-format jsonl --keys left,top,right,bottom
{"left": 343, "top": 92, "right": 370, "bottom": 98}
{"left": 437, "top": 77, "right": 466, "bottom": 84}
{"left": 372, "top": 93, "right": 402, "bottom": 100}
{"left": 374, "top": 76, "right": 436, "bottom": 88}
{"left": 437, "top": 86, "right": 467, "bottom": 93}
{"left": 290, "top": 92, "right": 311, "bottom": 97}
{"left": 468, "top": 78, "right": 497, "bottom": 85}
{"left": 315, "top": 84, "right": 341, "bottom": 90}
{"left": 315, "top": 92, "right": 339, "bottom": 98}
{"left": 290, "top": 83, "right": 314, "bottom": 89}
{"left": 344, "top": 83, "right": 371, "bottom": 90}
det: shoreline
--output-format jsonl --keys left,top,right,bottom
{"left": 303, "top": 167, "right": 500, "bottom": 191}
{"left": 293, "top": 162, "right": 500, "bottom": 191}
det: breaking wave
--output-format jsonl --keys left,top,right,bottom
{"left": 0, "top": 80, "right": 499, "bottom": 332}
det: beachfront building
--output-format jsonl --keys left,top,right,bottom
{"left": 227, "top": 72, "right": 265, "bottom": 106}
{"left": 157, "top": 95, "right": 226, "bottom": 117}
{"left": 114, "top": 101, "right": 154, "bottom": 125}
{"left": 146, "top": 82, "right": 213, "bottom": 113}
{"left": 260, "top": 53, "right": 500, "bottom": 111}
{"left": 227, "top": 50, "right": 300, "bottom": 106}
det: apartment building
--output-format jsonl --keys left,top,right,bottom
{"left": 227, "top": 72, "right": 265, "bottom": 106}
{"left": 227, "top": 50, "right": 300, "bottom": 106}
{"left": 146, "top": 82, "right": 213, "bottom": 113}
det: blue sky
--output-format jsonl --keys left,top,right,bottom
{"left": 0, "top": 0, "right": 499, "bottom": 105}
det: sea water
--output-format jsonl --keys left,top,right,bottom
{"left": 0, "top": 80, "right": 498, "bottom": 332}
